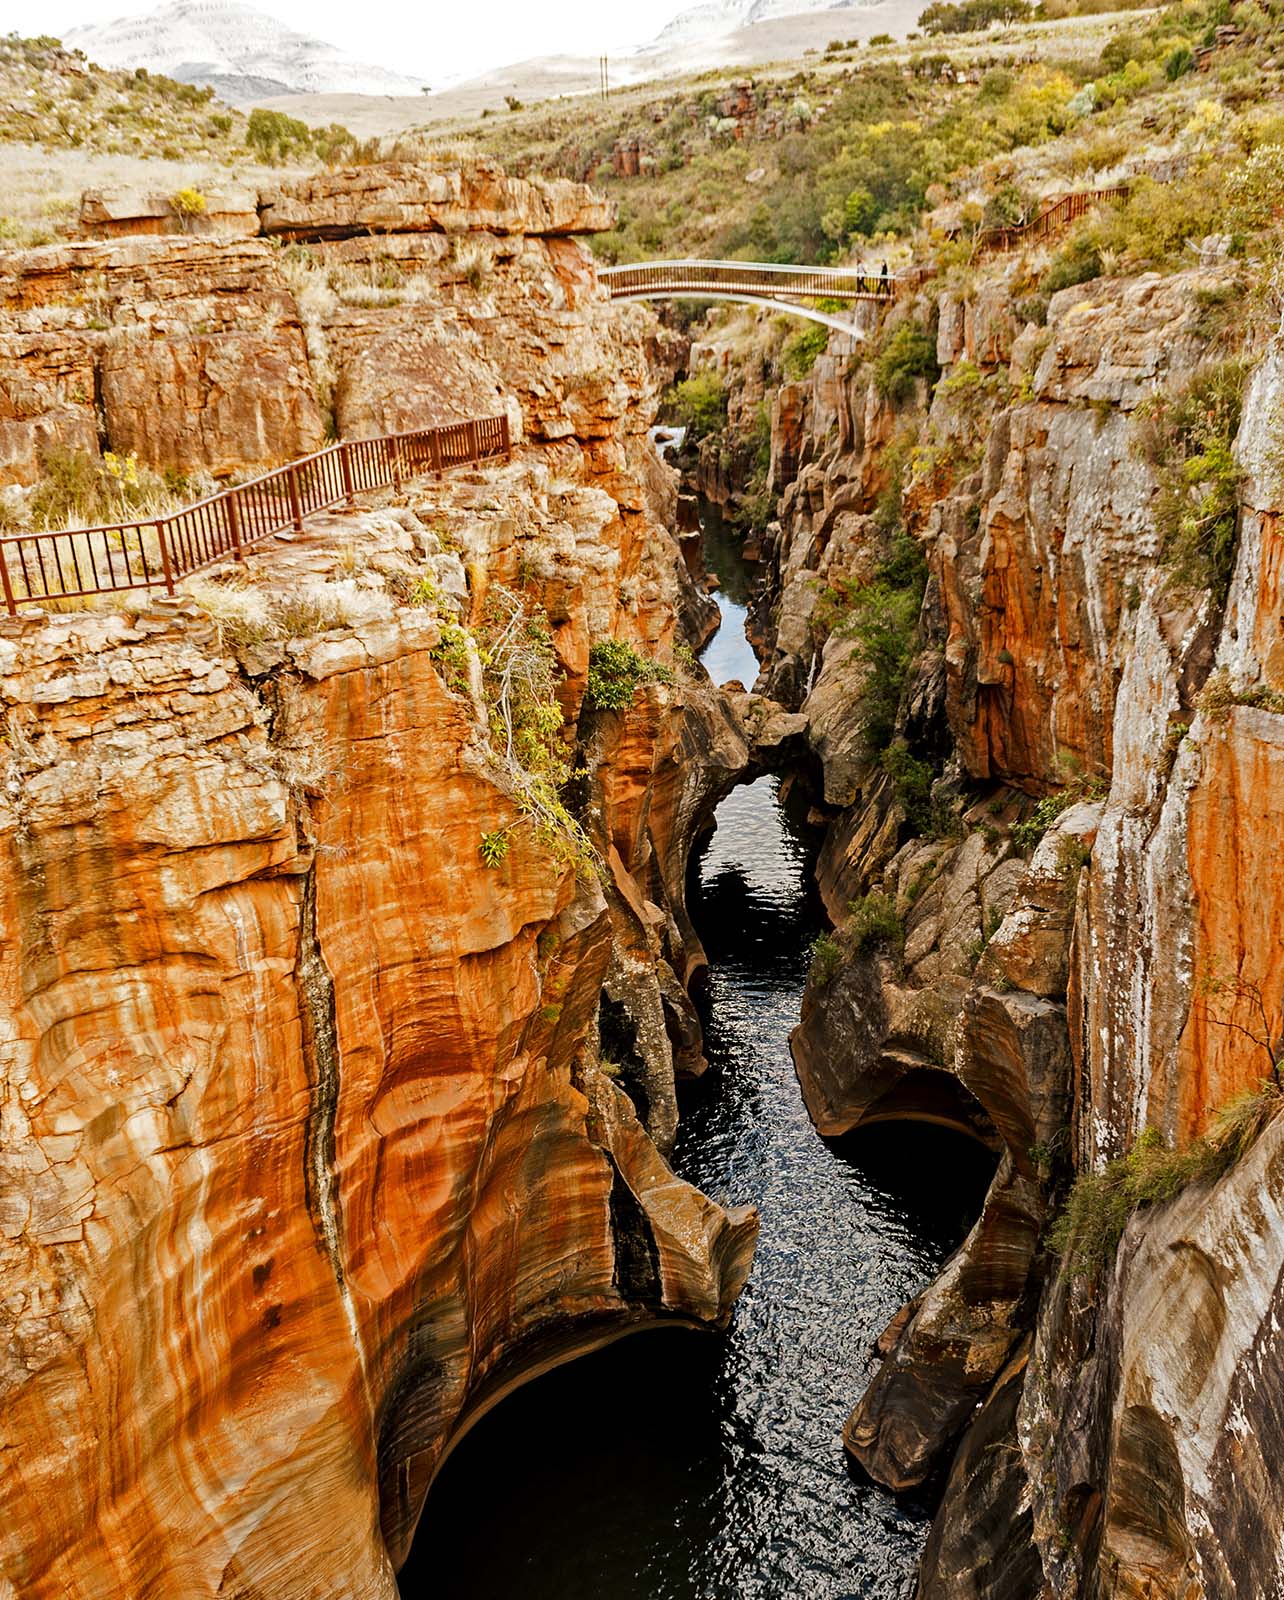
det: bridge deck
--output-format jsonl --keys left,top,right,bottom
{"left": 599, "top": 260, "right": 899, "bottom": 303}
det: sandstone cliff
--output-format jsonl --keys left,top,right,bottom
{"left": 0, "top": 166, "right": 758, "bottom": 1600}
{"left": 748, "top": 250, "right": 1284, "bottom": 1596}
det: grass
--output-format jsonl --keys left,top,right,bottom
{"left": 0, "top": 142, "right": 283, "bottom": 248}
{"left": 1050, "top": 1084, "right": 1284, "bottom": 1272}
{"left": 188, "top": 580, "right": 364, "bottom": 651}
{"left": 0, "top": 446, "right": 213, "bottom": 534}
{"left": 1011, "top": 773, "right": 1107, "bottom": 851}
{"left": 1197, "top": 667, "right": 1284, "bottom": 722}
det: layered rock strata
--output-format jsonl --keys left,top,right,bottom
{"left": 0, "top": 161, "right": 619, "bottom": 487}
{"left": 0, "top": 163, "right": 758, "bottom": 1600}
{"left": 749, "top": 255, "right": 1284, "bottom": 1595}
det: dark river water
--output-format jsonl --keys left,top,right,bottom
{"left": 402, "top": 529, "right": 993, "bottom": 1600}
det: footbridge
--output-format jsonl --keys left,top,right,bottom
{"left": 598, "top": 260, "right": 900, "bottom": 336}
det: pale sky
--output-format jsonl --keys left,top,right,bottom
{"left": 0, "top": 0, "right": 699, "bottom": 84}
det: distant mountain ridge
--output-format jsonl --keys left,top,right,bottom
{"left": 64, "top": 0, "right": 430, "bottom": 100}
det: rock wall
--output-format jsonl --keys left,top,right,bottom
{"left": 0, "top": 161, "right": 619, "bottom": 487}
{"left": 0, "top": 164, "right": 758, "bottom": 1600}
{"left": 751, "top": 256, "right": 1284, "bottom": 1596}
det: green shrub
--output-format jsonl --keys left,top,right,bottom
{"left": 1011, "top": 792, "right": 1074, "bottom": 852}
{"left": 809, "top": 931, "right": 842, "bottom": 985}
{"left": 882, "top": 739, "right": 937, "bottom": 833}
{"left": 1088, "top": 173, "right": 1225, "bottom": 274}
{"left": 585, "top": 639, "right": 676, "bottom": 710}
{"left": 1225, "top": 144, "right": 1284, "bottom": 232}
{"left": 1132, "top": 358, "right": 1248, "bottom": 603}
{"left": 847, "top": 891, "right": 903, "bottom": 953}
{"left": 1050, "top": 1088, "right": 1284, "bottom": 1272}
{"left": 782, "top": 323, "right": 830, "bottom": 381}
{"left": 874, "top": 321, "right": 941, "bottom": 405}
{"left": 1165, "top": 43, "right": 1194, "bottom": 78}
{"left": 430, "top": 621, "right": 473, "bottom": 694}
{"left": 850, "top": 576, "right": 925, "bottom": 750}
{"left": 668, "top": 371, "right": 727, "bottom": 442}
{"left": 811, "top": 533, "right": 927, "bottom": 752}
{"left": 1039, "top": 234, "right": 1103, "bottom": 294}
{"left": 920, "top": 0, "right": 1033, "bottom": 29}
{"left": 247, "top": 106, "right": 313, "bottom": 161}
{"left": 1011, "top": 775, "right": 1106, "bottom": 851}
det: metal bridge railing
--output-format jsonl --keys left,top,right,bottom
{"left": 981, "top": 185, "right": 1131, "bottom": 252}
{"left": 0, "top": 414, "right": 511, "bottom": 614}
{"left": 599, "top": 260, "right": 900, "bottom": 302}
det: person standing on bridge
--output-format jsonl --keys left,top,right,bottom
{"left": 879, "top": 260, "right": 890, "bottom": 294}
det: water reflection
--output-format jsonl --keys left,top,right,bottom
{"left": 696, "top": 503, "right": 759, "bottom": 688}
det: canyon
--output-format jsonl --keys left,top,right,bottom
{"left": 1, "top": 145, "right": 1284, "bottom": 1600}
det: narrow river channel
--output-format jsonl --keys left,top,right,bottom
{"left": 403, "top": 521, "right": 993, "bottom": 1600}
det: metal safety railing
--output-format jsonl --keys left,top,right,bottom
{"left": 599, "top": 259, "right": 902, "bottom": 302}
{"left": 981, "top": 185, "right": 1131, "bottom": 252}
{"left": 0, "top": 414, "right": 511, "bottom": 614}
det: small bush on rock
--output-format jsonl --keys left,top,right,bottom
{"left": 585, "top": 639, "right": 675, "bottom": 710}
{"left": 846, "top": 891, "right": 903, "bottom": 954}
{"left": 1133, "top": 358, "right": 1248, "bottom": 603}
{"left": 874, "top": 321, "right": 941, "bottom": 405}
{"left": 809, "top": 931, "right": 842, "bottom": 985}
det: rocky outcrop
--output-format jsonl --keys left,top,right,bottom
{"left": 1024, "top": 1114, "right": 1284, "bottom": 1600}
{"left": 79, "top": 186, "right": 261, "bottom": 240}
{"left": 754, "top": 246, "right": 1284, "bottom": 1595}
{"left": 0, "top": 236, "right": 325, "bottom": 481}
{"left": 0, "top": 502, "right": 755, "bottom": 1600}
{"left": 257, "top": 162, "right": 617, "bottom": 241}
{"left": 0, "top": 161, "right": 759, "bottom": 1600}
{"left": 0, "top": 161, "right": 622, "bottom": 490}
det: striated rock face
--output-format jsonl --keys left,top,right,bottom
{"left": 837, "top": 808, "right": 1088, "bottom": 1491}
{"left": 0, "top": 161, "right": 623, "bottom": 490}
{"left": 257, "top": 162, "right": 617, "bottom": 242}
{"left": 0, "top": 503, "right": 756, "bottom": 1600}
{"left": 0, "top": 236, "right": 325, "bottom": 481}
{"left": 0, "top": 162, "right": 760, "bottom": 1600}
{"left": 749, "top": 245, "right": 1284, "bottom": 1595}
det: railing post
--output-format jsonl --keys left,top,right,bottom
{"left": 227, "top": 493, "right": 244, "bottom": 562}
{"left": 340, "top": 442, "right": 355, "bottom": 506}
{"left": 429, "top": 428, "right": 442, "bottom": 475}
{"left": 466, "top": 419, "right": 480, "bottom": 462}
{"left": 0, "top": 542, "right": 16, "bottom": 616}
{"left": 156, "top": 520, "right": 175, "bottom": 595}
{"left": 391, "top": 439, "right": 402, "bottom": 492}
{"left": 287, "top": 467, "right": 304, "bottom": 533}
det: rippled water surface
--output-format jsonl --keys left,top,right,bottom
{"left": 404, "top": 546, "right": 993, "bottom": 1600}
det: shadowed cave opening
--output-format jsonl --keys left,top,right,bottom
{"left": 398, "top": 513, "right": 997, "bottom": 1599}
